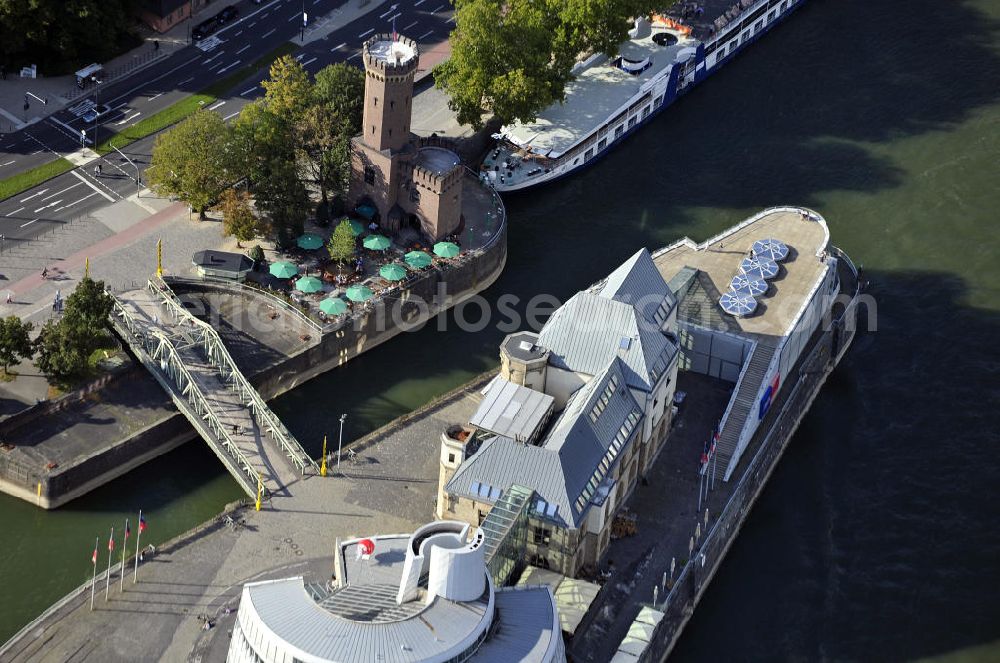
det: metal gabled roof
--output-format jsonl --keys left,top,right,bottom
{"left": 448, "top": 361, "right": 643, "bottom": 529}
{"left": 537, "top": 291, "right": 675, "bottom": 392}
{"left": 470, "top": 377, "right": 554, "bottom": 442}
{"left": 597, "top": 248, "right": 677, "bottom": 320}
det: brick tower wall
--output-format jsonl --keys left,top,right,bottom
{"left": 361, "top": 35, "right": 419, "bottom": 154}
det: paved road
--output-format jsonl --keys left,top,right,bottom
{"left": 0, "top": 0, "right": 454, "bottom": 246}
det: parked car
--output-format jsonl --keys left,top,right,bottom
{"left": 82, "top": 103, "right": 111, "bottom": 124}
{"left": 192, "top": 18, "right": 219, "bottom": 40}
{"left": 215, "top": 6, "right": 239, "bottom": 24}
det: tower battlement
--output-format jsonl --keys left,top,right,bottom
{"left": 362, "top": 34, "right": 419, "bottom": 76}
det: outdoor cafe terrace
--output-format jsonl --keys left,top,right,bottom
{"left": 250, "top": 172, "right": 504, "bottom": 331}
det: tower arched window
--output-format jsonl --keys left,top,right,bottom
{"left": 373, "top": 97, "right": 378, "bottom": 107}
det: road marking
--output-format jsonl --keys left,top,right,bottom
{"left": 262, "top": 28, "right": 276, "bottom": 38}
{"left": 418, "top": 29, "right": 434, "bottom": 39}
{"left": 288, "top": 12, "right": 298, "bottom": 22}
{"left": 118, "top": 112, "right": 141, "bottom": 125}
{"left": 348, "top": 51, "right": 361, "bottom": 60}
{"left": 20, "top": 218, "right": 39, "bottom": 228}
{"left": 240, "top": 86, "right": 259, "bottom": 96}
{"left": 34, "top": 200, "right": 61, "bottom": 213}
{"left": 203, "top": 50, "right": 226, "bottom": 64}
{"left": 41, "top": 183, "right": 81, "bottom": 201}
{"left": 0, "top": 160, "right": 14, "bottom": 167}
{"left": 379, "top": 4, "right": 399, "bottom": 19}
{"left": 301, "top": 56, "right": 317, "bottom": 67}
{"left": 208, "top": 101, "right": 227, "bottom": 111}
{"left": 386, "top": 12, "right": 401, "bottom": 23}
{"left": 331, "top": 42, "right": 346, "bottom": 52}
{"left": 223, "top": 111, "right": 241, "bottom": 121}
{"left": 403, "top": 20, "right": 418, "bottom": 30}
{"left": 248, "top": 21, "right": 257, "bottom": 27}
{"left": 59, "top": 192, "right": 99, "bottom": 209}
{"left": 20, "top": 189, "right": 48, "bottom": 203}
{"left": 415, "top": 0, "right": 425, "bottom": 5}
{"left": 447, "top": 16, "right": 455, "bottom": 23}
{"left": 71, "top": 171, "right": 115, "bottom": 202}
{"left": 233, "top": 30, "right": 243, "bottom": 36}
{"left": 236, "top": 44, "right": 251, "bottom": 55}
{"left": 358, "top": 28, "right": 374, "bottom": 38}
{"left": 107, "top": 55, "right": 202, "bottom": 107}
{"left": 432, "top": 4, "right": 444, "bottom": 12}
{"left": 216, "top": 60, "right": 242, "bottom": 74}
{"left": 147, "top": 92, "right": 163, "bottom": 101}
{"left": 8, "top": 206, "right": 25, "bottom": 215}
{"left": 179, "top": 76, "right": 195, "bottom": 85}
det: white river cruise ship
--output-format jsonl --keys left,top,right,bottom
{"left": 482, "top": 0, "right": 807, "bottom": 191}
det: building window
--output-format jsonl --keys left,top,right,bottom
{"left": 598, "top": 138, "right": 607, "bottom": 149}
{"left": 373, "top": 97, "right": 377, "bottom": 107}
{"left": 584, "top": 148, "right": 594, "bottom": 160}
{"left": 532, "top": 526, "right": 552, "bottom": 545}
{"left": 390, "top": 100, "right": 395, "bottom": 109}
{"left": 364, "top": 166, "right": 376, "bottom": 185}
{"left": 615, "top": 125, "right": 624, "bottom": 138}
{"left": 477, "top": 509, "right": 487, "bottom": 525}
{"left": 447, "top": 453, "right": 455, "bottom": 464}
{"left": 447, "top": 494, "right": 458, "bottom": 513}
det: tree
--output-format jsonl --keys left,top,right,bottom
{"left": 34, "top": 277, "right": 113, "bottom": 383}
{"left": 248, "top": 244, "right": 265, "bottom": 266}
{"left": 295, "top": 106, "right": 353, "bottom": 206}
{"left": 63, "top": 276, "right": 114, "bottom": 335}
{"left": 327, "top": 219, "right": 356, "bottom": 264}
{"left": 147, "top": 110, "right": 234, "bottom": 216}
{"left": 435, "top": 0, "right": 571, "bottom": 129}
{"left": 261, "top": 55, "right": 312, "bottom": 121}
{"left": 215, "top": 189, "right": 259, "bottom": 247}
{"left": 0, "top": 316, "right": 33, "bottom": 377}
{"left": 34, "top": 319, "right": 88, "bottom": 382}
{"left": 436, "top": 0, "right": 658, "bottom": 128}
{"left": 255, "top": 155, "right": 311, "bottom": 247}
{"left": 313, "top": 62, "right": 366, "bottom": 133}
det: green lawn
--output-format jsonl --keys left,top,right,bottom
{"left": 0, "top": 158, "right": 76, "bottom": 201}
{"left": 0, "top": 42, "right": 298, "bottom": 199}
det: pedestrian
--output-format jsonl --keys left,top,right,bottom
{"left": 5, "top": 291, "right": 12, "bottom": 304}
{"left": 41, "top": 267, "right": 48, "bottom": 279}
{"left": 95, "top": 164, "right": 102, "bottom": 177}
{"left": 153, "top": 40, "right": 160, "bottom": 52}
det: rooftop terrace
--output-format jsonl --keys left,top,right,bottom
{"left": 652, "top": 208, "right": 831, "bottom": 339}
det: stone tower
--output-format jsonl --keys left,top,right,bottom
{"left": 360, "top": 34, "right": 418, "bottom": 153}
{"left": 349, "top": 33, "right": 465, "bottom": 241}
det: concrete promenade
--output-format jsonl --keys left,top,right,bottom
{"left": 0, "top": 373, "right": 489, "bottom": 662}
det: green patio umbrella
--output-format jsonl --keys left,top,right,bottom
{"left": 319, "top": 297, "right": 348, "bottom": 316}
{"left": 356, "top": 204, "right": 377, "bottom": 220}
{"left": 296, "top": 233, "right": 324, "bottom": 250}
{"left": 345, "top": 284, "right": 374, "bottom": 302}
{"left": 404, "top": 250, "right": 433, "bottom": 269}
{"left": 269, "top": 261, "right": 299, "bottom": 279}
{"left": 295, "top": 275, "right": 324, "bottom": 293}
{"left": 363, "top": 234, "right": 392, "bottom": 251}
{"left": 433, "top": 241, "right": 461, "bottom": 258}
{"left": 379, "top": 263, "right": 407, "bottom": 281}
{"left": 348, "top": 219, "right": 365, "bottom": 236}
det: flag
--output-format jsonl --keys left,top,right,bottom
{"left": 92, "top": 545, "right": 98, "bottom": 565}
{"left": 138, "top": 515, "right": 147, "bottom": 534}
{"left": 124, "top": 519, "right": 131, "bottom": 542}
{"left": 711, "top": 428, "right": 719, "bottom": 454}
{"left": 108, "top": 532, "right": 115, "bottom": 552}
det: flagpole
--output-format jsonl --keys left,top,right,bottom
{"left": 120, "top": 518, "right": 129, "bottom": 592}
{"left": 712, "top": 443, "right": 717, "bottom": 490}
{"left": 90, "top": 536, "right": 98, "bottom": 610}
{"left": 133, "top": 509, "right": 142, "bottom": 583}
{"left": 105, "top": 526, "right": 114, "bottom": 601}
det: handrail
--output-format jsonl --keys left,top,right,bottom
{"left": 146, "top": 278, "right": 319, "bottom": 474}
{"left": 109, "top": 296, "right": 262, "bottom": 496}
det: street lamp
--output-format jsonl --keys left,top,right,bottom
{"left": 336, "top": 413, "right": 347, "bottom": 469}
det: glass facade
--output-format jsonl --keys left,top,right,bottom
{"left": 482, "top": 484, "right": 532, "bottom": 586}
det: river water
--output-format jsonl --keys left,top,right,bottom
{"left": 3, "top": 0, "right": 999, "bottom": 658}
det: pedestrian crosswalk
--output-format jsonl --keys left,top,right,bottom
{"left": 196, "top": 36, "right": 225, "bottom": 52}
{"left": 67, "top": 99, "right": 96, "bottom": 118}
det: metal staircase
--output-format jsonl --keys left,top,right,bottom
{"left": 713, "top": 343, "right": 776, "bottom": 476}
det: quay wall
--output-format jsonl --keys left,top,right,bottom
{"left": 0, "top": 221, "right": 507, "bottom": 509}
{"left": 636, "top": 252, "right": 861, "bottom": 662}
